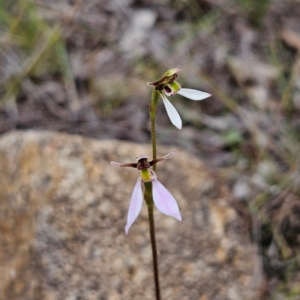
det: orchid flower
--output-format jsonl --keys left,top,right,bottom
{"left": 148, "top": 68, "right": 211, "bottom": 129}
{"left": 111, "top": 151, "right": 181, "bottom": 234}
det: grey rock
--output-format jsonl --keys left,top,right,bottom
{"left": 0, "top": 131, "right": 263, "bottom": 300}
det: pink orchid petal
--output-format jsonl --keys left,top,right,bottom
{"left": 125, "top": 177, "right": 143, "bottom": 234}
{"left": 161, "top": 94, "right": 182, "bottom": 129}
{"left": 152, "top": 179, "right": 182, "bottom": 221}
{"left": 177, "top": 88, "right": 211, "bottom": 101}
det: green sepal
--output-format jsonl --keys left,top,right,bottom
{"left": 161, "top": 68, "right": 181, "bottom": 78}
{"left": 147, "top": 68, "right": 181, "bottom": 87}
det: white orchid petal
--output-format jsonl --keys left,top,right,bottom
{"left": 111, "top": 161, "right": 136, "bottom": 168}
{"left": 111, "top": 161, "right": 122, "bottom": 167}
{"left": 177, "top": 88, "right": 211, "bottom": 101}
{"left": 160, "top": 151, "right": 176, "bottom": 160}
{"left": 125, "top": 177, "right": 143, "bottom": 234}
{"left": 161, "top": 95, "right": 182, "bottom": 129}
{"left": 152, "top": 179, "right": 182, "bottom": 221}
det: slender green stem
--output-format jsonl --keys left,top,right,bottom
{"left": 146, "top": 88, "right": 161, "bottom": 299}
{"left": 147, "top": 204, "right": 160, "bottom": 299}
{"left": 150, "top": 113, "right": 157, "bottom": 171}
{"left": 150, "top": 89, "right": 160, "bottom": 171}
{"left": 145, "top": 182, "right": 160, "bottom": 300}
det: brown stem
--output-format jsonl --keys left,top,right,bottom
{"left": 147, "top": 88, "right": 161, "bottom": 299}
{"left": 147, "top": 202, "right": 160, "bottom": 300}
{"left": 150, "top": 113, "right": 157, "bottom": 172}
{"left": 144, "top": 173, "right": 160, "bottom": 300}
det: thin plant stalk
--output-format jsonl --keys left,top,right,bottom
{"left": 150, "top": 88, "right": 160, "bottom": 170}
{"left": 145, "top": 88, "right": 161, "bottom": 299}
{"left": 145, "top": 182, "right": 161, "bottom": 300}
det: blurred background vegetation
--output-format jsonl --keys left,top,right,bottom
{"left": 1, "top": 0, "right": 300, "bottom": 298}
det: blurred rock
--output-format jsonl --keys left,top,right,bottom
{"left": 200, "top": 113, "right": 241, "bottom": 132}
{"left": 251, "top": 159, "right": 279, "bottom": 191}
{"left": 233, "top": 176, "right": 251, "bottom": 201}
{"left": 120, "top": 9, "right": 157, "bottom": 57}
{"left": 227, "top": 55, "right": 278, "bottom": 86}
{"left": 245, "top": 84, "right": 268, "bottom": 109}
{"left": 0, "top": 131, "right": 263, "bottom": 300}
{"left": 227, "top": 55, "right": 278, "bottom": 109}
